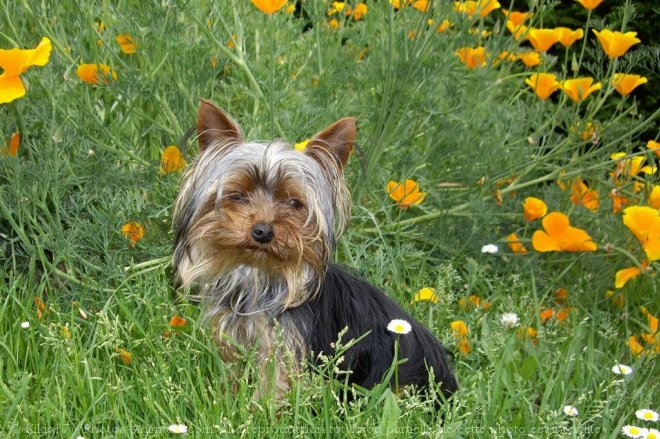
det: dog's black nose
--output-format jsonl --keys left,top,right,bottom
{"left": 251, "top": 223, "right": 274, "bottom": 244}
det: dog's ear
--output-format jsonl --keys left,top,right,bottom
{"left": 305, "top": 117, "right": 356, "bottom": 171}
{"left": 197, "top": 100, "right": 244, "bottom": 152}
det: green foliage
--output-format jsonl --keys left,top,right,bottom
{"left": 1, "top": 0, "right": 658, "bottom": 437}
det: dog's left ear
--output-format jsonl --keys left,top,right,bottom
{"left": 305, "top": 117, "right": 356, "bottom": 171}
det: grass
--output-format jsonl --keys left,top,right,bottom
{"left": 1, "top": 0, "right": 658, "bottom": 437}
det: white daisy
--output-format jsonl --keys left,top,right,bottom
{"left": 387, "top": 319, "right": 412, "bottom": 335}
{"left": 20, "top": 321, "right": 30, "bottom": 329}
{"left": 646, "top": 428, "right": 660, "bottom": 439}
{"left": 500, "top": 313, "right": 520, "bottom": 328}
{"left": 563, "top": 405, "right": 578, "bottom": 417}
{"left": 636, "top": 409, "right": 659, "bottom": 422}
{"left": 611, "top": 364, "right": 633, "bottom": 376}
{"left": 168, "top": 424, "right": 188, "bottom": 434}
{"left": 622, "top": 425, "right": 648, "bottom": 438}
{"left": 481, "top": 244, "right": 499, "bottom": 254}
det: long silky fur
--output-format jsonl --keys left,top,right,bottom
{"left": 172, "top": 122, "right": 457, "bottom": 401}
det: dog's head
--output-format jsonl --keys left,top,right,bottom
{"left": 172, "top": 100, "right": 355, "bottom": 296}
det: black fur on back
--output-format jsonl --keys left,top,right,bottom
{"left": 290, "top": 264, "right": 458, "bottom": 398}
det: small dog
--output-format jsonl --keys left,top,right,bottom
{"left": 172, "top": 100, "right": 458, "bottom": 401}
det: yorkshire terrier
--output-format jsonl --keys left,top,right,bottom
{"left": 172, "top": 100, "right": 458, "bottom": 401}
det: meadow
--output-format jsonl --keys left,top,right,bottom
{"left": 1, "top": 0, "right": 659, "bottom": 437}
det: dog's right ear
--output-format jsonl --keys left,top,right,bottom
{"left": 197, "top": 100, "right": 244, "bottom": 152}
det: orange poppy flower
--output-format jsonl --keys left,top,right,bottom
{"left": 459, "top": 295, "right": 482, "bottom": 311}
{"left": 506, "top": 20, "right": 528, "bottom": 40}
{"left": 352, "top": 3, "right": 368, "bottom": 20}
{"left": 412, "top": 0, "right": 429, "bottom": 12}
{"left": 609, "top": 190, "right": 630, "bottom": 214}
{"left": 561, "top": 78, "right": 601, "bottom": 103}
{"left": 531, "top": 212, "right": 597, "bottom": 252}
{"left": 458, "top": 337, "right": 471, "bottom": 355}
{"left": 122, "top": 221, "right": 145, "bottom": 246}
{"left": 628, "top": 335, "right": 644, "bottom": 357}
{"left": 540, "top": 308, "right": 554, "bottom": 323}
{"left": 437, "top": 19, "right": 453, "bottom": 33}
{"left": 555, "top": 27, "right": 584, "bottom": 47}
{"left": 118, "top": 348, "right": 133, "bottom": 365}
{"left": 648, "top": 140, "right": 660, "bottom": 158}
{"left": 455, "top": 47, "right": 487, "bottom": 69}
{"left": 507, "top": 233, "right": 528, "bottom": 254}
{"left": 523, "top": 197, "right": 547, "bottom": 221}
{"left": 116, "top": 34, "right": 137, "bottom": 54}
{"left": 517, "top": 325, "right": 539, "bottom": 344}
{"left": 501, "top": 9, "right": 530, "bottom": 26}
{"left": 622, "top": 206, "right": 660, "bottom": 261}
{"left": 593, "top": 29, "right": 641, "bottom": 59}
{"left": 518, "top": 51, "right": 541, "bottom": 67}
{"left": 615, "top": 261, "right": 648, "bottom": 289}
{"left": 570, "top": 179, "right": 599, "bottom": 211}
{"left": 649, "top": 185, "right": 660, "bottom": 209}
{"left": 526, "top": 28, "right": 561, "bottom": 52}
{"left": 1, "top": 131, "right": 20, "bottom": 157}
{"left": 160, "top": 145, "right": 186, "bottom": 174}
{"left": 34, "top": 296, "right": 46, "bottom": 320}
{"left": 77, "top": 63, "right": 117, "bottom": 85}
{"left": 387, "top": 179, "right": 427, "bottom": 208}
{"left": 0, "top": 36, "right": 52, "bottom": 104}
{"left": 640, "top": 306, "right": 658, "bottom": 344}
{"left": 251, "top": 0, "right": 287, "bottom": 14}
{"left": 575, "top": 0, "right": 603, "bottom": 10}
{"left": 612, "top": 73, "right": 648, "bottom": 97}
{"left": 554, "top": 288, "right": 569, "bottom": 304}
{"left": 525, "top": 73, "right": 560, "bottom": 100}
{"left": 170, "top": 315, "right": 187, "bottom": 327}
{"left": 451, "top": 320, "right": 468, "bottom": 337}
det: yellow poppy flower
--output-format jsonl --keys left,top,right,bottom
{"left": 623, "top": 206, "right": 660, "bottom": 261}
{"left": 507, "top": 233, "right": 528, "bottom": 254}
{"left": 592, "top": 29, "right": 641, "bottom": 59}
{"left": 454, "top": 0, "right": 500, "bottom": 18}
{"left": 160, "top": 145, "right": 186, "bottom": 174}
{"left": 122, "top": 221, "right": 145, "bottom": 246}
{"left": 612, "top": 73, "right": 648, "bottom": 96}
{"left": 1, "top": 131, "right": 20, "bottom": 157}
{"left": 387, "top": 179, "right": 427, "bottom": 208}
{"left": 328, "top": 19, "right": 340, "bottom": 29}
{"left": 525, "top": 73, "right": 560, "bottom": 100}
{"left": 531, "top": 212, "right": 597, "bottom": 252}
{"left": 77, "top": 63, "right": 117, "bottom": 85}
{"left": 555, "top": 27, "right": 583, "bottom": 47}
{"left": 0, "top": 37, "right": 52, "bottom": 104}
{"left": 501, "top": 9, "right": 529, "bottom": 26}
{"left": 506, "top": 20, "right": 528, "bottom": 40}
{"left": 575, "top": 0, "right": 603, "bottom": 10}
{"left": 518, "top": 51, "right": 541, "bottom": 67}
{"left": 116, "top": 34, "right": 137, "bottom": 54}
{"left": 561, "top": 78, "right": 601, "bottom": 103}
{"left": 437, "top": 19, "right": 453, "bottom": 33}
{"left": 647, "top": 140, "right": 660, "bottom": 158}
{"left": 455, "top": 47, "right": 487, "bottom": 69}
{"left": 413, "top": 287, "right": 438, "bottom": 304}
{"left": 526, "top": 28, "right": 561, "bottom": 53}
{"left": 451, "top": 320, "right": 468, "bottom": 337}
{"left": 251, "top": 0, "right": 287, "bottom": 14}
{"left": 523, "top": 197, "right": 547, "bottom": 221}
{"left": 412, "top": 0, "right": 429, "bottom": 12}
{"left": 649, "top": 185, "right": 660, "bottom": 209}
{"left": 610, "top": 153, "right": 657, "bottom": 185}
{"left": 390, "top": 0, "right": 412, "bottom": 9}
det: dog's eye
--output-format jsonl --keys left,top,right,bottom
{"left": 227, "top": 192, "right": 247, "bottom": 203}
{"left": 287, "top": 198, "right": 304, "bottom": 209}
